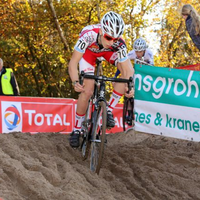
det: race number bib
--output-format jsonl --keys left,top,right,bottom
{"left": 74, "top": 38, "right": 88, "bottom": 53}
{"left": 117, "top": 47, "right": 128, "bottom": 63}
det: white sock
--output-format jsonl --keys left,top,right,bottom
{"left": 73, "top": 112, "right": 85, "bottom": 132}
{"left": 108, "top": 90, "right": 123, "bottom": 112}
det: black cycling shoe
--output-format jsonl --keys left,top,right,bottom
{"left": 106, "top": 110, "right": 115, "bottom": 128}
{"left": 126, "top": 116, "right": 133, "bottom": 126}
{"left": 69, "top": 130, "right": 80, "bottom": 148}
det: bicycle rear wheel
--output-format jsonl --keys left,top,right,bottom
{"left": 90, "top": 101, "right": 107, "bottom": 174}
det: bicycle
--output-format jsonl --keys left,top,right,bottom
{"left": 79, "top": 61, "right": 133, "bottom": 174}
{"left": 122, "top": 59, "right": 154, "bottom": 131}
{"left": 122, "top": 96, "right": 134, "bottom": 131}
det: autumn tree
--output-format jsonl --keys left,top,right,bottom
{"left": 156, "top": 0, "right": 200, "bottom": 68}
{"left": 0, "top": 0, "right": 163, "bottom": 99}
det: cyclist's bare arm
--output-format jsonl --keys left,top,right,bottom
{"left": 117, "top": 59, "right": 133, "bottom": 78}
{"left": 68, "top": 50, "right": 85, "bottom": 92}
{"left": 117, "top": 59, "right": 134, "bottom": 98}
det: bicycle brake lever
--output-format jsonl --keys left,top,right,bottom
{"left": 79, "top": 70, "right": 85, "bottom": 85}
{"left": 127, "top": 77, "right": 134, "bottom": 94}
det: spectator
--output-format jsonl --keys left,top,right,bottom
{"left": 0, "top": 58, "right": 20, "bottom": 96}
{"left": 181, "top": 4, "right": 200, "bottom": 51}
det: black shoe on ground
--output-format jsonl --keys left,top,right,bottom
{"left": 69, "top": 130, "right": 80, "bottom": 148}
{"left": 107, "top": 110, "right": 115, "bottom": 128}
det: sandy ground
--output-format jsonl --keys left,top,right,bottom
{"left": 0, "top": 130, "right": 200, "bottom": 200}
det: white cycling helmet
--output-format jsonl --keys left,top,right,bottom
{"left": 133, "top": 38, "right": 147, "bottom": 51}
{"left": 101, "top": 11, "right": 125, "bottom": 38}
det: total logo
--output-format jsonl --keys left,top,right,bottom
{"left": 2, "top": 102, "right": 22, "bottom": 133}
{"left": 4, "top": 105, "right": 21, "bottom": 130}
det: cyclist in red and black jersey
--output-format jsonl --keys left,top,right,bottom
{"left": 68, "top": 11, "right": 134, "bottom": 148}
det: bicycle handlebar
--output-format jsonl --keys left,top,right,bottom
{"left": 135, "top": 58, "right": 154, "bottom": 66}
{"left": 83, "top": 74, "right": 132, "bottom": 83}
{"left": 79, "top": 71, "right": 85, "bottom": 85}
{"left": 80, "top": 71, "right": 133, "bottom": 83}
{"left": 79, "top": 71, "right": 134, "bottom": 91}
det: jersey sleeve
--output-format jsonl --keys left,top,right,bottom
{"left": 116, "top": 42, "right": 128, "bottom": 63}
{"left": 117, "top": 48, "right": 128, "bottom": 63}
{"left": 74, "top": 36, "right": 90, "bottom": 53}
{"left": 127, "top": 50, "right": 136, "bottom": 60}
{"left": 146, "top": 49, "right": 154, "bottom": 65}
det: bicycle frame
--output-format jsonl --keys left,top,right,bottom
{"left": 79, "top": 64, "right": 133, "bottom": 174}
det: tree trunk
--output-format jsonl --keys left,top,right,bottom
{"left": 47, "top": 0, "right": 69, "bottom": 51}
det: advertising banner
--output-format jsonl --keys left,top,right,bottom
{"left": 107, "top": 103, "right": 126, "bottom": 133}
{"left": 0, "top": 96, "right": 76, "bottom": 134}
{"left": 134, "top": 64, "right": 200, "bottom": 141}
{"left": 0, "top": 96, "right": 124, "bottom": 134}
{"left": 176, "top": 63, "right": 200, "bottom": 71}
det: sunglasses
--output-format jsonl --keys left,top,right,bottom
{"left": 103, "top": 34, "right": 119, "bottom": 43}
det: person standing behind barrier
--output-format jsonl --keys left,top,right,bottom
{"left": 0, "top": 58, "right": 20, "bottom": 96}
{"left": 181, "top": 4, "right": 200, "bottom": 51}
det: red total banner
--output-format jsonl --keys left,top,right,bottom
{"left": 176, "top": 63, "right": 200, "bottom": 71}
{"left": 0, "top": 96, "right": 125, "bottom": 134}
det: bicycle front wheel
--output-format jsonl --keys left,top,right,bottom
{"left": 90, "top": 101, "right": 107, "bottom": 174}
{"left": 123, "top": 97, "right": 134, "bottom": 131}
{"left": 81, "top": 100, "right": 93, "bottom": 160}
{"left": 123, "top": 97, "right": 129, "bottom": 132}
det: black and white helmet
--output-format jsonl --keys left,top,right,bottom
{"left": 101, "top": 11, "right": 125, "bottom": 38}
{"left": 133, "top": 38, "right": 147, "bottom": 51}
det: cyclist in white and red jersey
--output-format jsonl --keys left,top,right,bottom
{"left": 68, "top": 11, "right": 134, "bottom": 148}
{"left": 115, "top": 38, "right": 154, "bottom": 77}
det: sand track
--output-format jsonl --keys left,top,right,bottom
{"left": 0, "top": 130, "right": 200, "bottom": 200}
